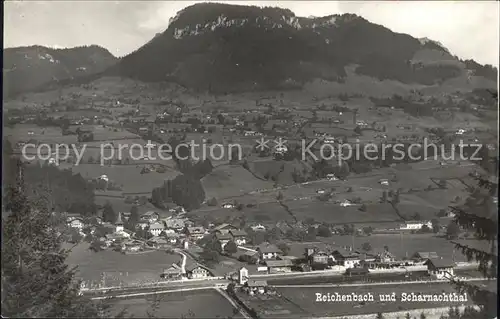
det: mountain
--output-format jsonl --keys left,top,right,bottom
{"left": 3, "top": 45, "right": 118, "bottom": 98}
{"left": 110, "top": 2, "right": 497, "bottom": 93}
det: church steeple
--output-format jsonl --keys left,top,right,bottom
{"left": 115, "top": 212, "right": 123, "bottom": 225}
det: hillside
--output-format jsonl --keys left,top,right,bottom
{"left": 110, "top": 2, "right": 497, "bottom": 93}
{"left": 3, "top": 45, "right": 118, "bottom": 98}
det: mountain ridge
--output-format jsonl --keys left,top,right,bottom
{"left": 3, "top": 45, "right": 118, "bottom": 98}
{"left": 108, "top": 2, "right": 496, "bottom": 93}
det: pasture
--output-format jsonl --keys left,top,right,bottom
{"left": 107, "top": 289, "right": 239, "bottom": 318}
{"left": 65, "top": 243, "right": 180, "bottom": 287}
{"left": 201, "top": 164, "right": 274, "bottom": 199}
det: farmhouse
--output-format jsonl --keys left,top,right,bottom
{"left": 305, "top": 248, "right": 331, "bottom": 265}
{"left": 186, "top": 264, "right": 212, "bottom": 279}
{"left": 211, "top": 223, "right": 238, "bottom": 234}
{"left": 239, "top": 251, "right": 259, "bottom": 264}
{"left": 162, "top": 263, "right": 183, "bottom": 279}
{"left": 185, "top": 226, "right": 206, "bottom": 241}
{"left": 141, "top": 211, "right": 160, "bottom": 223}
{"left": 229, "top": 230, "right": 248, "bottom": 245}
{"left": 264, "top": 259, "right": 293, "bottom": 273}
{"left": 399, "top": 221, "right": 432, "bottom": 230}
{"left": 426, "top": 258, "right": 455, "bottom": 279}
{"left": 165, "top": 232, "right": 181, "bottom": 244}
{"left": 164, "top": 218, "right": 185, "bottom": 231}
{"left": 215, "top": 232, "right": 233, "bottom": 248}
{"left": 244, "top": 280, "right": 268, "bottom": 295}
{"left": 257, "top": 244, "right": 282, "bottom": 260}
{"left": 332, "top": 248, "right": 361, "bottom": 269}
{"left": 67, "top": 214, "right": 84, "bottom": 231}
{"left": 148, "top": 223, "right": 165, "bottom": 236}
{"left": 147, "top": 236, "right": 170, "bottom": 249}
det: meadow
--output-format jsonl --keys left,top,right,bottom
{"left": 65, "top": 242, "right": 180, "bottom": 287}
{"left": 107, "top": 289, "right": 239, "bottom": 318}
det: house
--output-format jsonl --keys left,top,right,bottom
{"left": 141, "top": 211, "right": 160, "bottom": 223}
{"left": 67, "top": 214, "right": 84, "bottom": 231}
{"left": 245, "top": 280, "right": 267, "bottom": 294}
{"left": 264, "top": 259, "right": 293, "bottom": 273}
{"left": 412, "top": 251, "right": 439, "bottom": 262}
{"left": 373, "top": 249, "right": 397, "bottom": 263}
{"left": 186, "top": 264, "right": 212, "bottom": 279}
{"left": 332, "top": 248, "right": 361, "bottom": 268}
{"left": 239, "top": 250, "right": 259, "bottom": 264}
{"left": 147, "top": 236, "right": 170, "bottom": 249}
{"left": 399, "top": 221, "right": 432, "bottom": 230}
{"left": 229, "top": 230, "right": 247, "bottom": 245}
{"left": 211, "top": 223, "right": 238, "bottom": 234}
{"left": 185, "top": 227, "right": 206, "bottom": 241}
{"left": 215, "top": 232, "right": 233, "bottom": 249}
{"left": 149, "top": 223, "right": 165, "bottom": 237}
{"left": 257, "top": 244, "right": 282, "bottom": 260}
{"left": 340, "top": 199, "right": 353, "bottom": 207}
{"left": 164, "top": 218, "right": 185, "bottom": 231}
{"left": 165, "top": 232, "right": 181, "bottom": 244}
{"left": 238, "top": 267, "right": 249, "bottom": 285}
{"left": 251, "top": 224, "right": 266, "bottom": 232}
{"left": 222, "top": 203, "right": 235, "bottom": 209}
{"left": 305, "top": 248, "right": 330, "bottom": 265}
{"left": 379, "top": 179, "right": 389, "bottom": 186}
{"left": 426, "top": 258, "right": 455, "bottom": 279}
{"left": 162, "top": 263, "right": 183, "bottom": 279}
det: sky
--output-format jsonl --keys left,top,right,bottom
{"left": 4, "top": 1, "right": 499, "bottom": 67}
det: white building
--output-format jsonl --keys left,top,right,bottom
{"left": 149, "top": 223, "right": 165, "bottom": 236}
{"left": 426, "top": 258, "right": 455, "bottom": 280}
{"left": 399, "top": 220, "right": 432, "bottom": 230}
{"left": 238, "top": 267, "right": 249, "bottom": 285}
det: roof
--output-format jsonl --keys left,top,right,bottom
{"left": 165, "top": 219, "right": 185, "bottom": 228}
{"left": 265, "top": 259, "right": 293, "bottom": 267}
{"left": 186, "top": 263, "right": 211, "bottom": 273}
{"left": 333, "top": 248, "right": 360, "bottom": 258}
{"left": 215, "top": 232, "right": 233, "bottom": 241}
{"left": 258, "top": 244, "right": 282, "bottom": 254}
{"left": 413, "top": 252, "right": 439, "bottom": 259}
{"left": 230, "top": 230, "right": 248, "bottom": 237}
{"left": 246, "top": 280, "right": 268, "bottom": 287}
{"left": 163, "top": 263, "right": 182, "bottom": 274}
{"left": 426, "top": 258, "right": 455, "bottom": 269}
{"left": 149, "top": 223, "right": 165, "bottom": 230}
{"left": 211, "top": 223, "right": 237, "bottom": 232}
{"left": 142, "top": 211, "right": 159, "bottom": 216}
{"left": 244, "top": 251, "right": 258, "bottom": 257}
{"left": 187, "top": 227, "right": 205, "bottom": 234}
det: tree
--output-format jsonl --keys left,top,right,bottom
{"left": 277, "top": 243, "right": 290, "bottom": 255}
{"left": 381, "top": 191, "right": 388, "bottom": 203}
{"left": 224, "top": 241, "right": 238, "bottom": 255}
{"left": 361, "top": 242, "right": 372, "bottom": 252}
{"left": 376, "top": 312, "right": 385, "bottom": 319}
{"left": 1, "top": 161, "right": 104, "bottom": 317}
{"left": 420, "top": 225, "right": 431, "bottom": 233}
{"left": 446, "top": 221, "right": 460, "bottom": 239}
{"left": 317, "top": 225, "right": 332, "bottom": 237}
{"left": 102, "top": 201, "right": 116, "bottom": 223}
{"left": 363, "top": 226, "right": 373, "bottom": 236}
{"left": 359, "top": 204, "right": 367, "bottom": 212}
{"left": 207, "top": 197, "right": 218, "bottom": 206}
{"left": 448, "top": 176, "right": 498, "bottom": 318}
{"left": 431, "top": 219, "right": 440, "bottom": 233}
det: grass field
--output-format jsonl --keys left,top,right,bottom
{"left": 316, "top": 234, "right": 471, "bottom": 262}
{"left": 66, "top": 164, "right": 179, "bottom": 193}
{"left": 107, "top": 289, "right": 240, "bottom": 318}
{"left": 276, "top": 281, "right": 495, "bottom": 317}
{"left": 202, "top": 164, "right": 274, "bottom": 199}
{"left": 65, "top": 243, "right": 180, "bottom": 287}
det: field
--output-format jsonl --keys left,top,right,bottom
{"left": 65, "top": 163, "right": 179, "bottom": 193}
{"left": 65, "top": 243, "right": 180, "bottom": 287}
{"left": 201, "top": 164, "right": 274, "bottom": 199}
{"left": 315, "top": 234, "right": 473, "bottom": 262}
{"left": 274, "top": 281, "right": 496, "bottom": 317}
{"left": 106, "top": 289, "right": 240, "bottom": 318}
